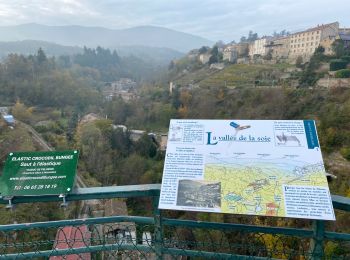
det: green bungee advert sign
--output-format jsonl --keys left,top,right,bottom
{"left": 0, "top": 150, "right": 79, "bottom": 197}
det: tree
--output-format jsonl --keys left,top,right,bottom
{"left": 240, "top": 36, "right": 247, "bottom": 43}
{"left": 12, "top": 100, "right": 33, "bottom": 122}
{"left": 134, "top": 134, "right": 158, "bottom": 158}
{"left": 37, "top": 48, "right": 47, "bottom": 64}
{"left": 315, "top": 46, "right": 325, "bottom": 54}
{"left": 264, "top": 49, "right": 273, "bottom": 60}
{"left": 168, "top": 60, "right": 175, "bottom": 70}
{"left": 335, "top": 69, "right": 350, "bottom": 78}
{"left": 247, "top": 31, "right": 258, "bottom": 42}
{"left": 118, "top": 154, "right": 149, "bottom": 185}
{"left": 77, "top": 122, "right": 113, "bottom": 184}
{"left": 209, "top": 55, "right": 218, "bottom": 64}
{"left": 295, "top": 56, "right": 303, "bottom": 68}
{"left": 332, "top": 39, "right": 346, "bottom": 58}
{"left": 215, "top": 40, "right": 225, "bottom": 48}
{"left": 111, "top": 128, "right": 132, "bottom": 157}
{"left": 198, "top": 46, "right": 209, "bottom": 54}
{"left": 209, "top": 46, "right": 219, "bottom": 64}
{"left": 211, "top": 46, "right": 219, "bottom": 56}
{"left": 330, "top": 59, "right": 348, "bottom": 71}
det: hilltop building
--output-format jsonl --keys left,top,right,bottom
{"left": 339, "top": 33, "right": 350, "bottom": 48}
{"left": 187, "top": 49, "right": 200, "bottom": 60}
{"left": 198, "top": 53, "right": 212, "bottom": 64}
{"left": 223, "top": 46, "right": 238, "bottom": 63}
{"left": 249, "top": 37, "right": 272, "bottom": 57}
{"left": 191, "top": 21, "right": 346, "bottom": 67}
{"left": 288, "top": 22, "right": 339, "bottom": 60}
{"left": 244, "top": 22, "right": 344, "bottom": 63}
{"left": 339, "top": 28, "right": 350, "bottom": 35}
{"left": 233, "top": 43, "right": 249, "bottom": 57}
{"left": 265, "top": 37, "right": 290, "bottom": 60}
{"left": 320, "top": 35, "right": 338, "bottom": 55}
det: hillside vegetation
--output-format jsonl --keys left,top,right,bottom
{"left": 172, "top": 60, "right": 294, "bottom": 88}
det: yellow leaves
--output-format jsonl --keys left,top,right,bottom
{"left": 12, "top": 100, "right": 33, "bottom": 122}
{"left": 180, "top": 90, "right": 192, "bottom": 106}
{"left": 177, "top": 90, "right": 192, "bottom": 118}
{"left": 178, "top": 106, "right": 188, "bottom": 118}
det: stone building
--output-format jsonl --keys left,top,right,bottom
{"left": 339, "top": 28, "right": 350, "bottom": 35}
{"left": 339, "top": 33, "right": 350, "bottom": 48}
{"left": 249, "top": 37, "right": 272, "bottom": 57}
{"left": 232, "top": 43, "right": 249, "bottom": 57}
{"left": 198, "top": 53, "right": 212, "bottom": 64}
{"left": 288, "top": 22, "right": 339, "bottom": 61}
{"left": 265, "top": 36, "right": 290, "bottom": 59}
{"left": 320, "top": 36, "right": 337, "bottom": 55}
{"left": 223, "top": 46, "right": 238, "bottom": 63}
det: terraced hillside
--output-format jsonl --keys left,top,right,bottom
{"left": 174, "top": 63, "right": 295, "bottom": 88}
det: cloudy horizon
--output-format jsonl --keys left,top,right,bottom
{"left": 0, "top": 0, "right": 349, "bottom": 43}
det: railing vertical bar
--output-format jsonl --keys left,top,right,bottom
{"left": 310, "top": 220, "right": 325, "bottom": 260}
{"left": 153, "top": 195, "right": 163, "bottom": 260}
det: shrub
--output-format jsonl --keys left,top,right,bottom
{"left": 342, "top": 56, "right": 350, "bottom": 63}
{"left": 340, "top": 147, "right": 350, "bottom": 160}
{"left": 330, "top": 59, "right": 348, "bottom": 71}
{"left": 335, "top": 69, "right": 350, "bottom": 78}
{"left": 295, "top": 56, "right": 303, "bottom": 68}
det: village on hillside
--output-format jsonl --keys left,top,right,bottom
{"left": 169, "top": 22, "right": 350, "bottom": 90}
{"left": 195, "top": 22, "right": 349, "bottom": 65}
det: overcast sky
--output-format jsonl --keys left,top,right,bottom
{"left": 0, "top": 0, "right": 349, "bottom": 42}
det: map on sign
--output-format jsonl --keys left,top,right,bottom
{"left": 0, "top": 150, "right": 79, "bottom": 197}
{"left": 159, "top": 120, "right": 335, "bottom": 220}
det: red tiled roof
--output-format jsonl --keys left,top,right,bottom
{"left": 50, "top": 226, "right": 91, "bottom": 260}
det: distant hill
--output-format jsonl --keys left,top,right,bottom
{"left": 115, "top": 45, "right": 183, "bottom": 65}
{"left": 0, "top": 23, "right": 213, "bottom": 53}
{"left": 0, "top": 40, "right": 82, "bottom": 58}
{"left": 0, "top": 40, "right": 184, "bottom": 65}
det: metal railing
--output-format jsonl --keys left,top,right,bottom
{"left": 0, "top": 184, "right": 349, "bottom": 259}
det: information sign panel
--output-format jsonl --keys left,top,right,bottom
{"left": 0, "top": 150, "right": 79, "bottom": 196}
{"left": 159, "top": 120, "right": 335, "bottom": 220}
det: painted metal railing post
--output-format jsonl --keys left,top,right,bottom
{"left": 153, "top": 195, "right": 163, "bottom": 260}
{"left": 310, "top": 220, "right": 325, "bottom": 260}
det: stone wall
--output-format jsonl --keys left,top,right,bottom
{"left": 316, "top": 78, "right": 350, "bottom": 88}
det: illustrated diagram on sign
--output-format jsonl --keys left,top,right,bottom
{"left": 275, "top": 132, "right": 301, "bottom": 146}
{"left": 229, "top": 121, "right": 251, "bottom": 136}
{"left": 169, "top": 124, "right": 183, "bottom": 142}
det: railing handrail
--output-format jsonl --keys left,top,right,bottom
{"left": 0, "top": 184, "right": 350, "bottom": 259}
{"left": 0, "top": 184, "right": 161, "bottom": 204}
{"left": 0, "top": 184, "right": 349, "bottom": 212}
